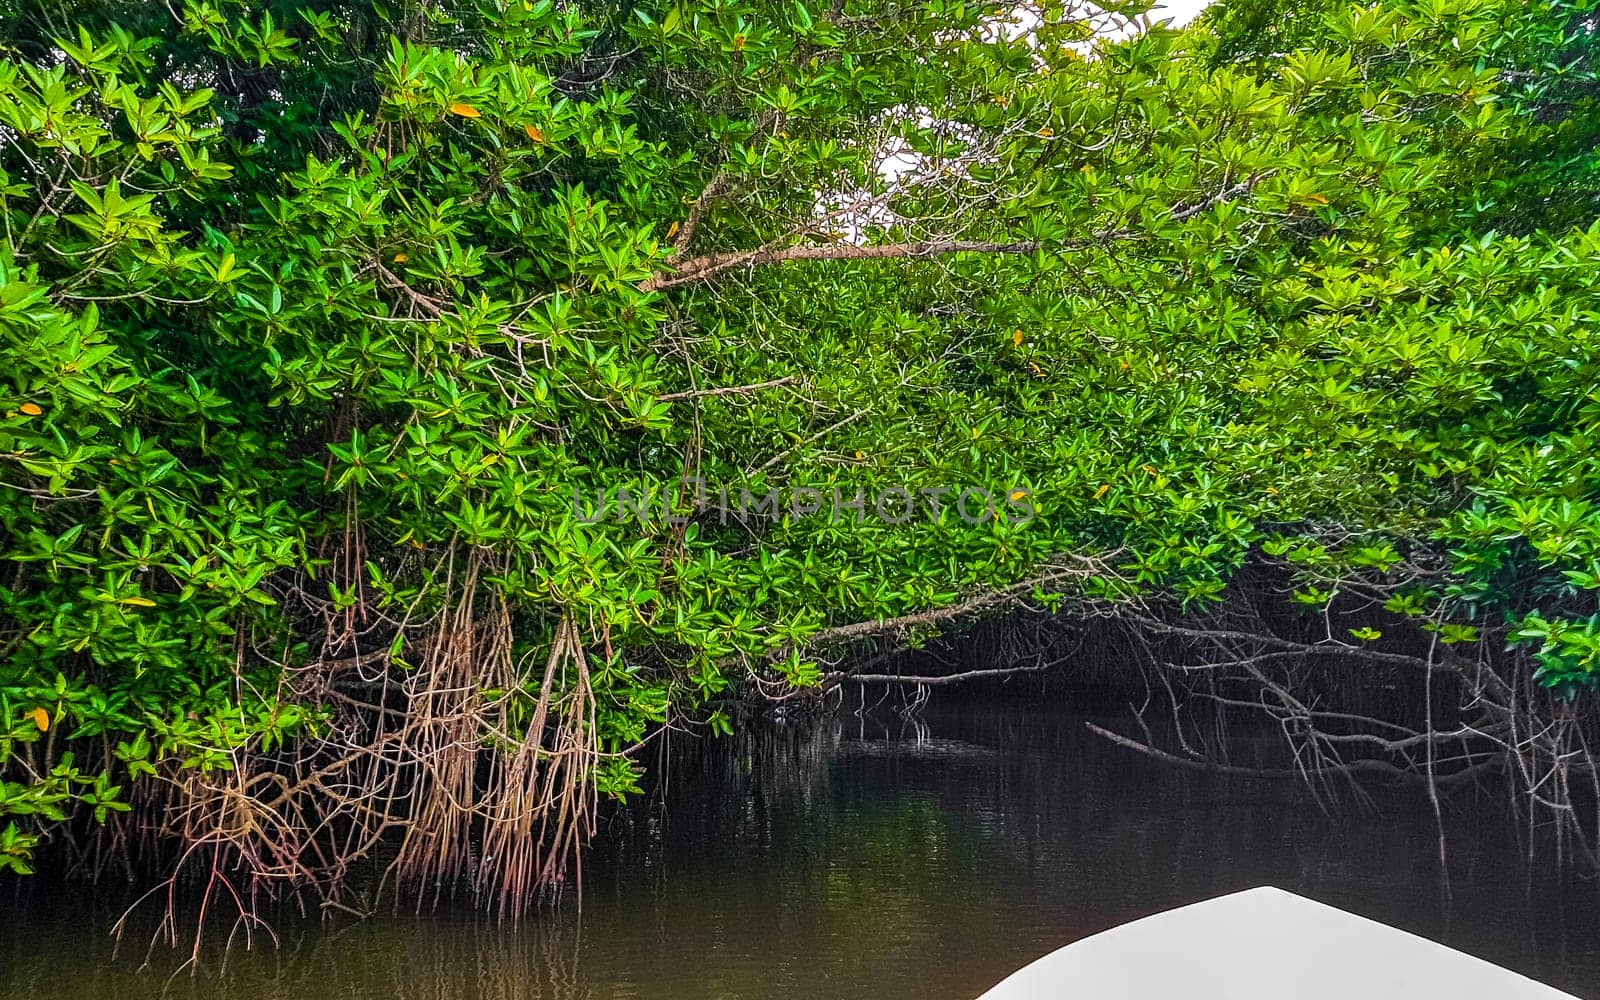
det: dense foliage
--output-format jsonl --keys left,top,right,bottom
{"left": 1, "top": 0, "right": 1597, "bottom": 911}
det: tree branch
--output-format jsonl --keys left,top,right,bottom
{"left": 656, "top": 375, "right": 799, "bottom": 402}
{"left": 780, "top": 552, "right": 1114, "bottom": 656}
{"left": 640, "top": 175, "right": 1269, "bottom": 293}
{"left": 669, "top": 170, "right": 731, "bottom": 259}
{"left": 640, "top": 239, "right": 1045, "bottom": 292}
{"left": 825, "top": 662, "right": 1052, "bottom": 687}
{"left": 1085, "top": 722, "right": 1501, "bottom": 786}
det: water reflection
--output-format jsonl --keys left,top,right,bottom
{"left": 2, "top": 701, "right": 1597, "bottom": 998}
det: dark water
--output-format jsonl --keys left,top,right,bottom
{"left": 3, "top": 700, "right": 1599, "bottom": 998}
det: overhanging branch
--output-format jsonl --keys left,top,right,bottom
{"left": 640, "top": 239, "right": 1045, "bottom": 292}
{"left": 640, "top": 174, "right": 1268, "bottom": 293}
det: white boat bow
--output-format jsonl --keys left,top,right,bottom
{"left": 978, "top": 886, "right": 1579, "bottom": 999}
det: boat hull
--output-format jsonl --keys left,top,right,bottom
{"left": 978, "top": 886, "right": 1579, "bottom": 999}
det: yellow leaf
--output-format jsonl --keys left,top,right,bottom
{"left": 665, "top": 220, "right": 681, "bottom": 240}
{"left": 1094, "top": 484, "right": 1110, "bottom": 500}
{"left": 524, "top": 124, "right": 544, "bottom": 142}
{"left": 1009, "top": 489, "right": 1027, "bottom": 501}
{"left": 32, "top": 707, "right": 48, "bottom": 732}
{"left": 19, "top": 402, "right": 42, "bottom": 416}
{"left": 970, "top": 427, "right": 981, "bottom": 440}
{"left": 1142, "top": 464, "right": 1158, "bottom": 476}
{"left": 1303, "top": 193, "right": 1329, "bottom": 205}
{"left": 393, "top": 253, "right": 408, "bottom": 263}
{"left": 449, "top": 102, "right": 481, "bottom": 118}
{"left": 1012, "top": 329, "right": 1024, "bottom": 347}
{"left": 854, "top": 450, "right": 865, "bottom": 460}
{"left": 117, "top": 596, "right": 156, "bottom": 608}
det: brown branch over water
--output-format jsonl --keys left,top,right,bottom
{"left": 828, "top": 662, "right": 1054, "bottom": 687}
{"left": 787, "top": 551, "right": 1116, "bottom": 655}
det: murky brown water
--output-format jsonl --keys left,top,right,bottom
{"left": 3, "top": 699, "right": 1598, "bottom": 998}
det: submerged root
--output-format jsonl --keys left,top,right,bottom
{"left": 473, "top": 614, "right": 597, "bottom": 920}
{"left": 108, "top": 553, "right": 606, "bottom": 960}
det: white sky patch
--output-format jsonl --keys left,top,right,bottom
{"left": 818, "top": 1, "right": 1219, "bottom": 244}
{"left": 1148, "top": 0, "right": 1215, "bottom": 29}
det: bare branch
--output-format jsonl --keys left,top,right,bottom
{"left": 826, "top": 662, "right": 1051, "bottom": 687}
{"left": 1085, "top": 722, "right": 1502, "bottom": 786}
{"left": 640, "top": 238, "right": 1046, "bottom": 292}
{"left": 656, "top": 375, "right": 799, "bottom": 402}
{"left": 669, "top": 170, "right": 732, "bottom": 259}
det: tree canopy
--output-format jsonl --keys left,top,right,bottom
{"left": 1, "top": 0, "right": 1598, "bottom": 915}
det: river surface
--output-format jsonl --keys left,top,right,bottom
{"left": 2, "top": 699, "right": 1598, "bottom": 998}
